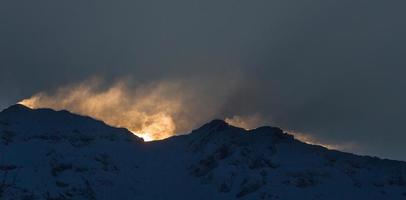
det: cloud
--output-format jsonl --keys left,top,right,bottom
{"left": 225, "top": 114, "right": 266, "bottom": 130}
{"left": 285, "top": 130, "right": 358, "bottom": 152}
{"left": 20, "top": 79, "right": 355, "bottom": 152}
{"left": 19, "top": 77, "right": 247, "bottom": 141}
{"left": 225, "top": 114, "right": 358, "bottom": 151}
{"left": 2, "top": 0, "right": 406, "bottom": 160}
{"left": 19, "top": 79, "right": 185, "bottom": 141}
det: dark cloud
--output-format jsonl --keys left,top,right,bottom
{"left": 1, "top": 0, "right": 406, "bottom": 160}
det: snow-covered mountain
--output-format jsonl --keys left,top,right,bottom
{"left": 1, "top": 104, "right": 406, "bottom": 200}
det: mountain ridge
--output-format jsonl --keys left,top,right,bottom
{"left": 1, "top": 104, "right": 406, "bottom": 199}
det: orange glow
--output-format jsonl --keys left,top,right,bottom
{"left": 18, "top": 80, "right": 183, "bottom": 141}
{"left": 225, "top": 114, "right": 264, "bottom": 130}
{"left": 285, "top": 130, "right": 358, "bottom": 151}
{"left": 286, "top": 130, "right": 339, "bottom": 149}
{"left": 225, "top": 115, "right": 354, "bottom": 151}
{"left": 18, "top": 79, "right": 354, "bottom": 149}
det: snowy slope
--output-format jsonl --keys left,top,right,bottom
{"left": 1, "top": 105, "right": 406, "bottom": 200}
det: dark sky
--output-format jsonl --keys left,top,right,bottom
{"left": 1, "top": 0, "right": 406, "bottom": 160}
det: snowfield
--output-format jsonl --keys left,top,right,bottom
{"left": 1, "top": 104, "right": 406, "bottom": 199}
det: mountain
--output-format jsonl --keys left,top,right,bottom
{"left": 1, "top": 104, "right": 406, "bottom": 200}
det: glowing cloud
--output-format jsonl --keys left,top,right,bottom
{"left": 19, "top": 79, "right": 188, "bottom": 141}
{"left": 18, "top": 77, "right": 247, "bottom": 141}
{"left": 18, "top": 78, "right": 355, "bottom": 150}
{"left": 225, "top": 114, "right": 265, "bottom": 130}
{"left": 225, "top": 114, "right": 356, "bottom": 151}
{"left": 284, "top": 130, "right": 358, "bottom": 151}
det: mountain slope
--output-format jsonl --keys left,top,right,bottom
{"left": 1, "top": 105, "right": 406, "bottom": 199}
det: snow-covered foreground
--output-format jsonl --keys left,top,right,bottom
{"left": 1, "top": 104, "right": 406, "bottom": 200}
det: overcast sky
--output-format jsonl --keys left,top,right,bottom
{"left": 1, "top": 0, "right": 406, "bottom": 160}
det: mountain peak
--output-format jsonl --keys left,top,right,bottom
{"left": 2, "top": 104, "right": 32, "bottom": 113}
{"left": 205, "top": 119, "right": 229, "bottom": 127}
{"left": 195, "top": 119, "right": 232, "bottom": 132}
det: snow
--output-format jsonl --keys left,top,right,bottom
{"left": 1, "top": 104, "right": 406, "bottom": 199}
